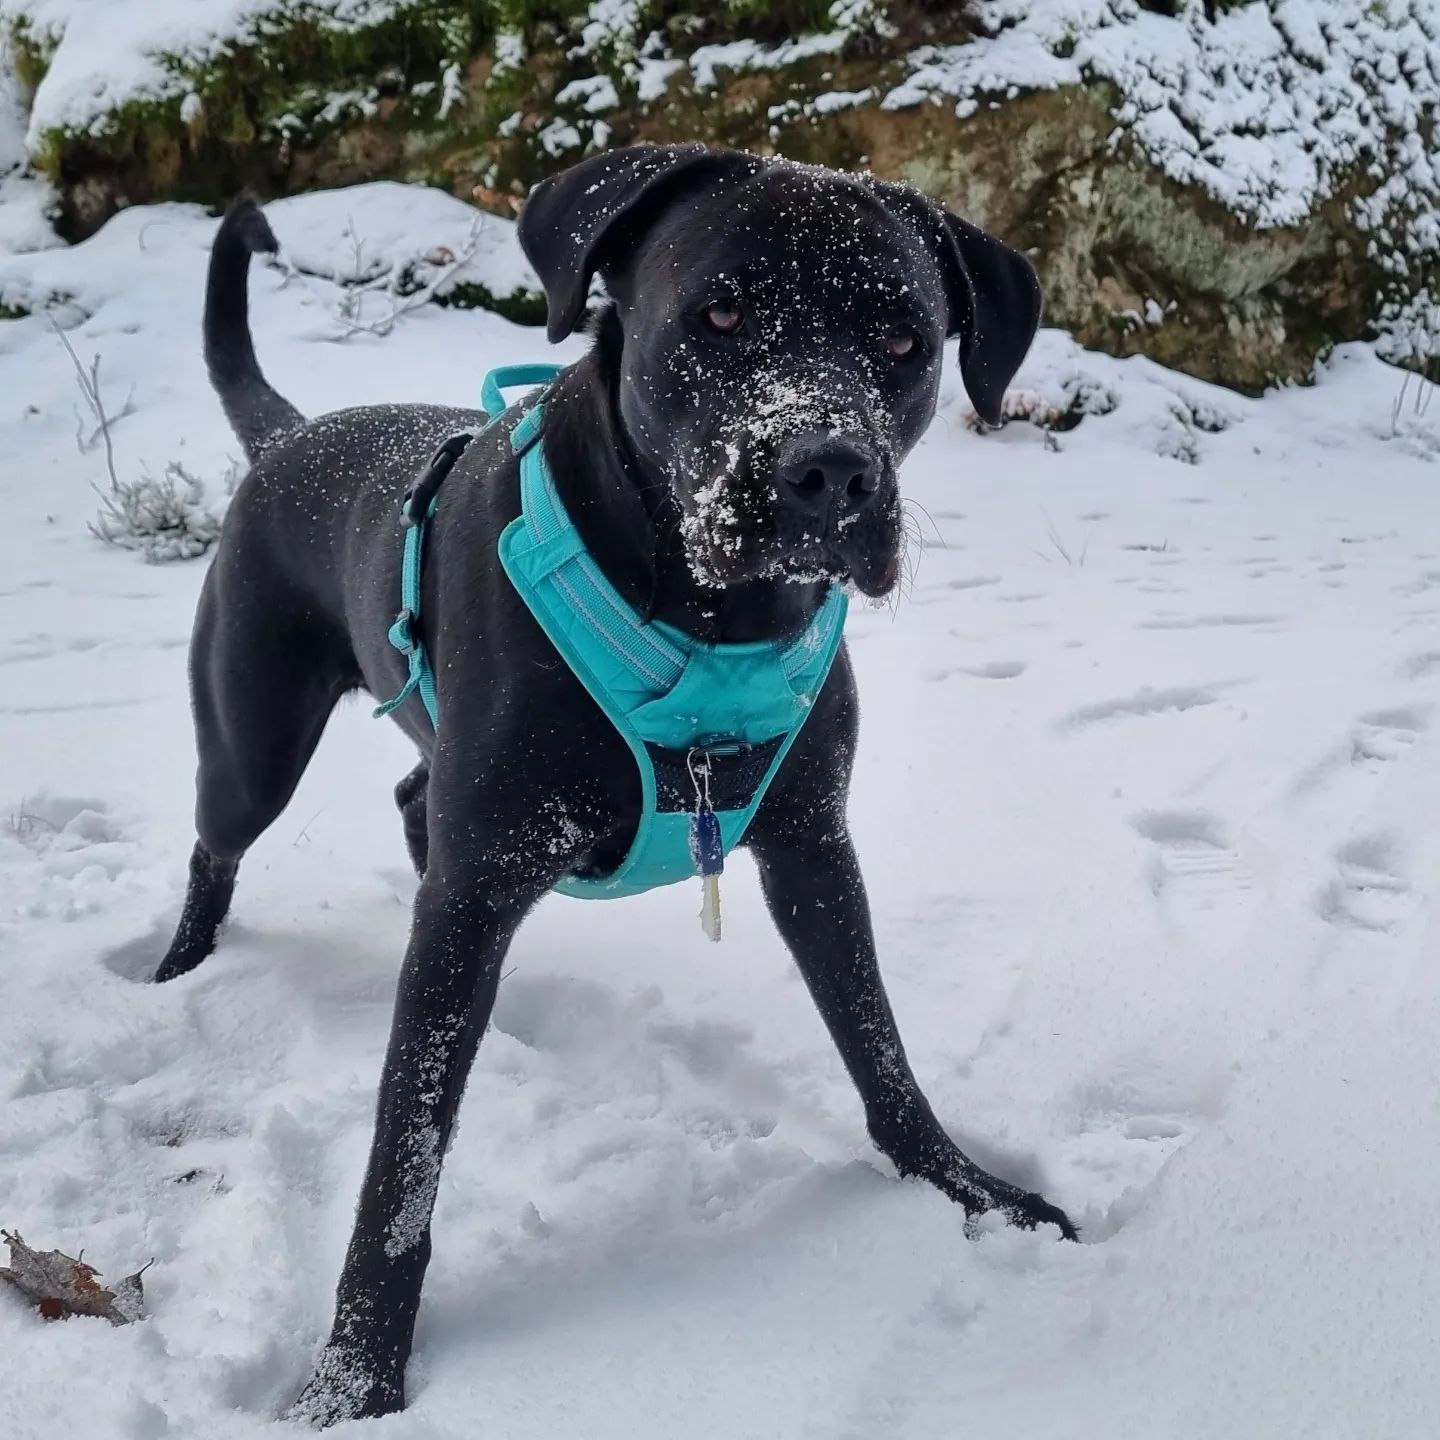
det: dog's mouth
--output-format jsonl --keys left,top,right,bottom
{"left": 676, "top": 468, "right": 902, "bottom": 598}
{"left": 829, "top": 530, "right": 902, "bottom": 598}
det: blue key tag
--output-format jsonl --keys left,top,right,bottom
{"left": 691, "top": 806, "right": 723, "bottom": 873}
{"left": 688, "top": 751, "right": 724, "bottom": 942}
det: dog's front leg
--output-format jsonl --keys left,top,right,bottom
{"left": 751, "top": 824, "right": 1076, "bottom": 1239}
{"left": 290, "top": 852, "right": 545, "bottom": 1427}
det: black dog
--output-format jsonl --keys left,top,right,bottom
{"left": 156, "top": 144, "right": 1074, "bottom": 1425}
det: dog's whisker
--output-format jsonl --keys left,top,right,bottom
{"left": 902, "top": 497, "right": 945, "bottom": 549}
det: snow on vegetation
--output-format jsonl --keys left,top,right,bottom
{"left": 10, "top": 1, "right": 1433, "bottom": 236}
{"left": 0, "top": 184, "right": 538, "bottom": 559}
{"left": 887, "top": 1, "right": 1440, "bottom": 360}
{"left": 0, "top": 0, "right": 427, "bottom": 146}
{"left": 2, "top": 186, "right": 1440, "bottom": 1437}
{"left": 891, "top": 1, "right": 1440, "bottom": 223}
{"left": 0, "top": 179, "right": 539, "bottom": 320}
{"left": 0, "top": 2, "right": 1436, "bottom": 365}
{"left": 262, "top": 180, "right": 540, "bottom": 313}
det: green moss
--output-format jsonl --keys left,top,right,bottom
{"left": 719, "top": 0, "right": 833, "bottom": 35}
{"left": 6, "top": 18, "right": 56, "bottom": 93}
{"left": 21, "top": 0, "right": 899, "bottom": 237}
{"left": 0, "top": 302, "right": 29, "bottom": 321}
{"left": 181, "top": 3, "right": 477, "bottom": 142}
{"left": 29, "top": 2, "right": 496, "bottom": 235}
{"left": 436, "top": 280, "right": 546, "bottom": 324}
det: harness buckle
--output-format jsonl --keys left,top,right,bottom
{"left": 401, "top": 431, "right": 475, "bottom": 527}
{"left": 389, "top": 607, "right": 418, "bottom": 655}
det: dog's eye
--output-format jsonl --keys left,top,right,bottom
{"left": 884, "top": 327, "right": 920, "bottom": 360}
{"left": 703, "top": 299, "right": 744, "bottom": 335}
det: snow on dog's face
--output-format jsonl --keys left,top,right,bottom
{"left": 609, "top": 168, "right": 937, "bottom": 597}
{"left": 519, "top": 146, "right": 1042, "bottom": 598}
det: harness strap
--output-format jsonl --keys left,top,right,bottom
{"left": 482, "top": 363, "right": 567, "bottom": 421}
{"left": 373, "top": 362, "right": 850, "bottom": 905}
{"left": 514, "top": 443, "right": 832, "bottom": 694}
{"left": 371, "top": 434, "right": 469, "bottom": 725}
{"left": 372, "top": 365, "right": 564, "bottom": 724}
{"left": 498, "top": 410, "right": 849, "bottom": 900}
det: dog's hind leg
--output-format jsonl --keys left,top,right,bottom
{"left": 393, "top": 763, "right": 429, "bottom": 878}
{"left": 155, "top": 841, "right": 242, "bottom": 983}
{"left": 155, "top": 564, "right": 355, "bottom": 982}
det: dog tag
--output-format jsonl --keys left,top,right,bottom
{"left": 694, "top": 813, "right": 723, "bottom": 943}
{"left": 690, "top": 805, "right": 723, "bottom": 872}
{"left": 690, "top": 804, "right": 724, "bottom": 944}
{"left": 688, "top": 753, "right": 725, "bottom": 943}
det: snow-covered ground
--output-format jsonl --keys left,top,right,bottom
{"left": 3, "top": 185, "right": 1440, "bottom": 1439}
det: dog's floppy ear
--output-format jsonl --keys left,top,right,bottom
{"left": 870, "top": 181, "right": 1041, "bottom": 426}
{"left": 519, "top": 143, "right": 737, "bottom": 342}
{"left": 938, "top": 214, "right": 1042, "bottom": 427}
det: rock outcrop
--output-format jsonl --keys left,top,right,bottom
{"left": 3, "top": 0, "right": 1436, "bottom": 391}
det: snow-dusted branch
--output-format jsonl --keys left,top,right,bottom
{"left": 331, "top": 215, "right": 486, "bottom": 341}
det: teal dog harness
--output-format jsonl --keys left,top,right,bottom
{"left": 375, "top": 365, "right": 848, "bottom": 931}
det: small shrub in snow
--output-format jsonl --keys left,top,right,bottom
{"left": 1148, "top": 391, "right": 1235, "bottom": 465}
{"left": 90, "top": 461, "right": 231, "bottom": 562}
{"left": 1179, "top": 395, "right": 1233, "bottom": 436}
{"left": 973, "top": 371, "right": 1120, "bottom": 433}
{"left": 1156, "top": 408, "right": 1202, "bottom": 466}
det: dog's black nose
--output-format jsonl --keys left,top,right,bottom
{"left": 775, "top": 436, "right": 880, "bottom": 514}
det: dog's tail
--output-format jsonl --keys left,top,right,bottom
{"left": 205, "top": 194, "right": 305, "bottom": 460}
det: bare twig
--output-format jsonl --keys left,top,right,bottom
{"left": 1390, "top": 368, "right": 1439, "bottom": 435}
{"left": 331, "top": 216, "right": 486, "bottom": 341}
{"left": 1391, "top": 371, "right": 1412, "bottom": 436}
{"left": 51, "top": 318, "right": 134, "bottom": 487}
{"left": 345, "top": 218, "right": 366, "bottom": 284}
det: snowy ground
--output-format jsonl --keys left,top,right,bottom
{"left": 2, "top": 186, "right": 1439, "bottom": 1439}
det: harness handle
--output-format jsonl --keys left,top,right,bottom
{"left": 480, "top": 363, "right": 566, "bottom": 421}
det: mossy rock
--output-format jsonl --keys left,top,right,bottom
{"left": 11, "top": 1, "right": 1426, "bottom": 388}
{"left": 626, "top": 71, "right": 1389, "bottom": 392}
{"left": 14, "top": 2, "right": 500, "bottom": 235}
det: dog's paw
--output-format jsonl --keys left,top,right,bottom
{"left": 959, "top": 1175, "right": 1078, "bottom": 1242}
{"left": 287, "top": 1345, "right": 405, "bottom": 1428}
{"left": 910, "top": 1143, "right": 1081, "bottom": 1241}
{"left": 951, "top": 1166, "right": 1079, "bottom": 1242}
{"left": 992, "top": 1185, "right": 1079, "bottom": 1242}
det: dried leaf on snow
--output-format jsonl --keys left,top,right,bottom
{"left": 0, "top": 1229, "right": 148, "bottom": 1324}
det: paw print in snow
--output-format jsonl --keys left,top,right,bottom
{"left": 4, "top": 794, "right": 135, "bottom": 920}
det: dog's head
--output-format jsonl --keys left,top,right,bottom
{"left": 519, "top": 145, "right": 1040, "bottom": 599}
